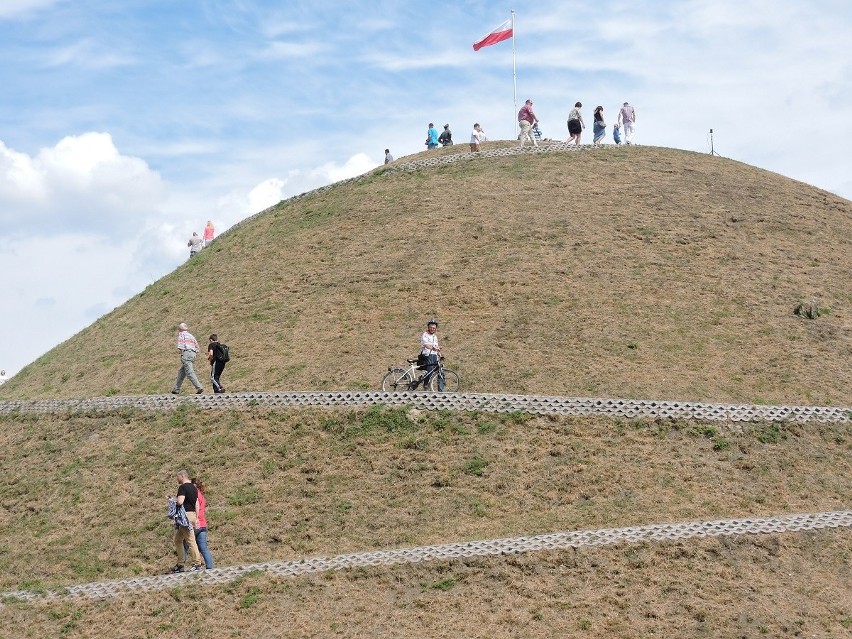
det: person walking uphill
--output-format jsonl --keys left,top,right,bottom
{"left": 518, "top": 99, "right": 539, "bottom": 148}
{"left": 168, "top": 469, "right": 204, "bottom": 573}
{"left": 207, "top": 334, "right": 227, "bottom": 394}
{"left": 171, "top": 322, "right": 204, "bottom": 394}
{"left": 187, "top": 232, "right": 203, "bottom": 257}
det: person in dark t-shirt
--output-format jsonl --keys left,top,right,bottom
{"left": 170, "top": 469, "right": 203, "bottom": 572}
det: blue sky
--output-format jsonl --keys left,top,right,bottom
{"left": 1, "top": 0, "right": 851, "bottom": 377}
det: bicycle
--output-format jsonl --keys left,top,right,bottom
{"left": 381, "top": 356, "right": 461, "bottom": 392}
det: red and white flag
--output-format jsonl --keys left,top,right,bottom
{"left": 472, "top": 18, "right": 513, "bottom": 51}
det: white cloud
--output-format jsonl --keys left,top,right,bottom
{"left": 0, "top": 133, "right": 166, "bottom": 236}
{"left": 43, "top": 39, "right": 135, "bottom": 69}
{"left": 311, "top": 153, "right": 376, "bottom": 183}
{"left": 248, "top": 178, "right": 287, "bottom": 213}
{"left": 0, "top": 0, "right": 57, "bottom": 19}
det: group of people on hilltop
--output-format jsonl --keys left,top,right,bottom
{"left": 383, "top": 99, "right": 636, "bottom": 163}
{"left": 171, "top": 322, "right": 228, "bottom": 395}
{"left": 187, "top": 220, "right": 216, "bottom": 258}
{"left": 425, "top": 123, "right": 455, "bottom": 149}
{"left": 519, "top": 98, "right": 637, "bottom": 147}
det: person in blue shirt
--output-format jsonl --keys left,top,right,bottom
{"left": 426, "top": 123, "right": 439, "bottom": 149}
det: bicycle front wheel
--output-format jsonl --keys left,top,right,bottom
{"left": 429, "top": 368, "right": 460, "bottom": 392}
{"left": 381, "top": 368, "right": 415, "bottom": 392}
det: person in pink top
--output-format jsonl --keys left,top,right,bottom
{"left": 183, "top": 477, "right": 214, "bottom": 568}
{"left": 203, "top": 220, "right": 215, "bottom": 246}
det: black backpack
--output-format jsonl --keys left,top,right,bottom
{"left": 218, "top": 343, "right": 230, "bottom": 362}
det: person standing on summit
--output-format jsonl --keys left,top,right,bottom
{"left": 618, "top": 101, "right": 637, "bottom": 144}
{"left": 518, "top": 99, "right": 539, "bottom": 148}
{"left": 426, "top": 123, "right": 439, "bottom": 149}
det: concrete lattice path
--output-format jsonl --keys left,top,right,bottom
{"left": 1, "top": 391, "right": 849, "bottom": 605}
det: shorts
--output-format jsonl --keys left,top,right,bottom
{"left": 567, "top": 119, "right": 582, "bottom": 135}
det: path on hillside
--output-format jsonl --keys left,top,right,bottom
{"left": 2, "top": 510, "right": 849, "bottom": 605}
{"left": 1, "top": 391, "right": 849, "bottom": 423}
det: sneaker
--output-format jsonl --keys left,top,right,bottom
{"left": 168, "top": 565, "right": 184, "bottom": 574}
{"left": 188, "top": 564, "right": 204, "bottom": 572}
{"left": 196, "top": 388, "right": 204, "bottom": 394}
{"left": 170, "top": 390, "right": 180, "bottom": 395}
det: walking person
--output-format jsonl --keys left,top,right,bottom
{"left": 618, "top": 101, "right": 637, "bottom": 144}
{"left": 183, "top": 477, "right": 214, "bottom": 569}
{"left": 567, "top": 102, "right": 585, "bottom": 145}
{"left": 203, "top": 221, "right": 215, "bottom": 247}
{"left": 168, "top": 469, "right": 204, "bottom": 573}
{"left": 592, "top": 106, "right": 606, "bottom": 145}
{"left": 470, "top": 123, "right": 486, "bottom": 152}
{"left": 187, "top": 232, "right": 203, "bottom": 257}
{"left": 171, "top": 322, "right": 204, "bottom": 394}
{"left": 518, "top": 99, "right": 539, "bottom": 147}
{"left": 438, "top": 124, "right": 453, "bottom": 146}
{"left": 384, "top": 149, "right": 394, "bottom": 164}
{"left": 207, "top": 334, "right": 227, "bottom": 394}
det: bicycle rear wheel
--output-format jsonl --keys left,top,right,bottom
{"left": 381, "top": 368, "right": 416, "bottom": 392}
{"left": 429, "top": 368, "right": 460, "bottom": 392}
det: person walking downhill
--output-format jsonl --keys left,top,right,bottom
{"left": 207, "top": 334, "right": 227, "bottom": 394}
{"left": 518, "top": 99, "right": 540, "bottom": 148}
{"left": 168, "top": 469, "right": 204, "bottom": 573}
{"left": 171, "top": 322, "right": 204, "bottom": 394}
{"left": 183, "top": 477, "right": 214, "bottom": 569}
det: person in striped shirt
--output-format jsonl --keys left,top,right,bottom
{"left": 171, "top": 322, "right": 204, "bottom": 394}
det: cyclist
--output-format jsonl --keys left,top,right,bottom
{"left": 418, "top": 319, "right": 441, "bottom": 388}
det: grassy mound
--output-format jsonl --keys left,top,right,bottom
{"left": 2, "top": 145, "right": 851, "bottom": 404}
{"left": 0, "top": 405, "right": 849, "bottom": 636}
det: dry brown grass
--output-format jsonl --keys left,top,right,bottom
{"left": 3, "top": 530, "right": 850, "bottom": 638}
{"left": 2, "top": 145, "right": 851, "bottom": 404}
{"left": 0, "top": 407, "right": 848, "bottom": 591}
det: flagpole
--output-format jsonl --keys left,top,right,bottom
{"left": 511, "top": 9, "right": 517, "bottom": 138}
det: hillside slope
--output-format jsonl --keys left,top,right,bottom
{"left": 1, "top": 406, "right": 849, "bottom": 637}
{"left": 3, "top": 144, "right": 851, "bottom": 403}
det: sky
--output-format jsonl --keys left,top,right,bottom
{"left": 1, "top": 0, "right": 851, "bottom": 376}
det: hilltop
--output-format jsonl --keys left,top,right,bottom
{"left": 2, "top": 143, "right": 850, "bottom": 404}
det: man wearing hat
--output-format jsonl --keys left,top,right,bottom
{"left": 171, "top": 322, "right": 204, "bottom": 394}
{"left": 438, "top": 124, "right": 453, "bottom": 146}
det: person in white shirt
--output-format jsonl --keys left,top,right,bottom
{"left": 617, "top": 102, "right": 637, "bottom": 144}
{"left": 0, "top": 370, "right": 7, "bottom": 386}
{"left": 470, "top": 123, "right": 486, "bottom": 152}
{"left": 419, "top": 319, "right": 441, "bottom": 388}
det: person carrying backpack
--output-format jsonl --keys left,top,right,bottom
{"left": 207, "top": 334, "right": 229, "bottom": 393}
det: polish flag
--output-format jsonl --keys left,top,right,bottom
{"left": 472, "top": 18, "right": 513, "bottom": 51}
